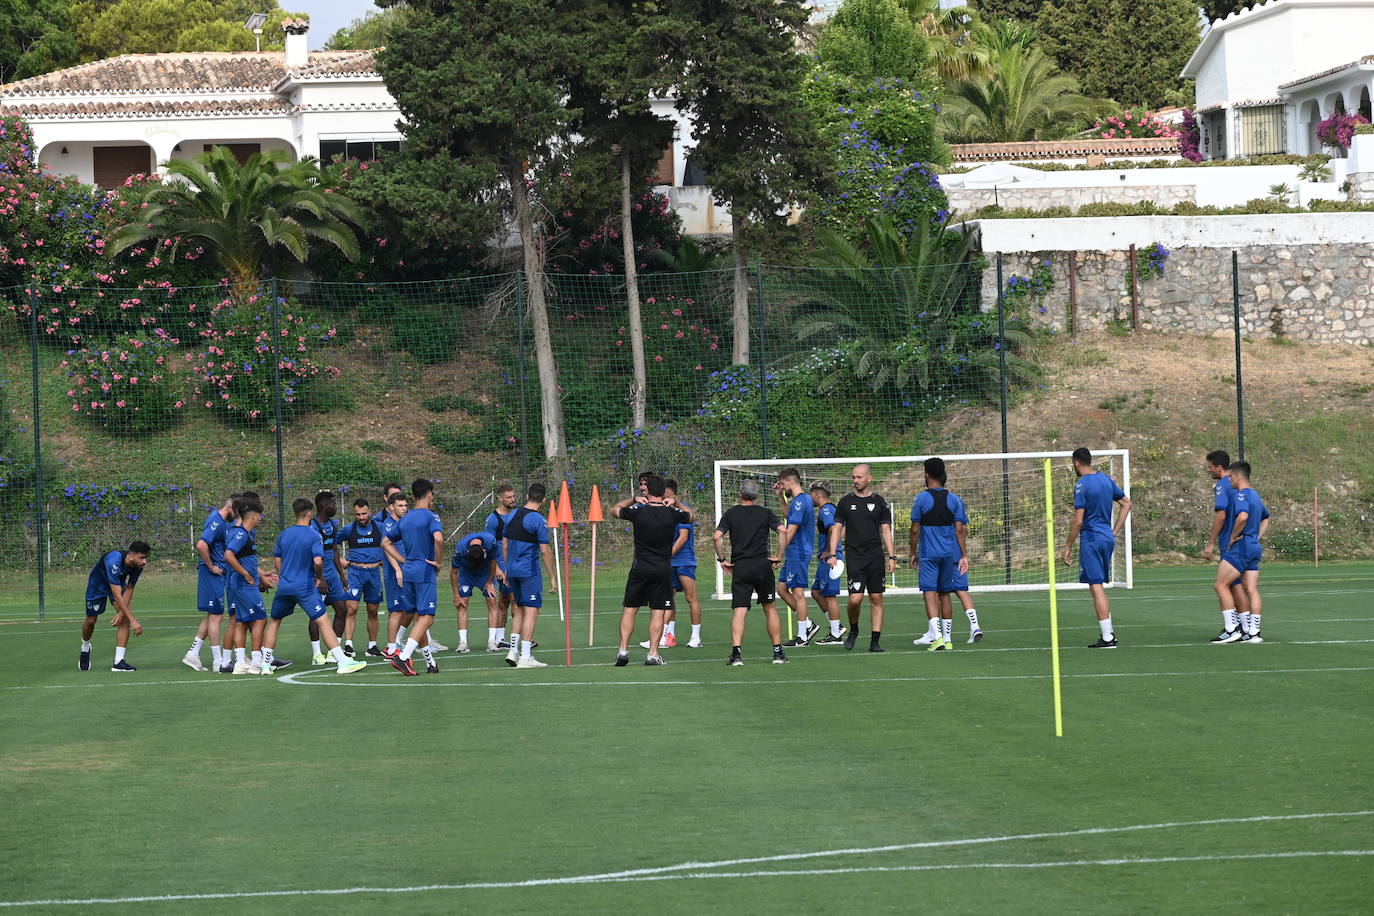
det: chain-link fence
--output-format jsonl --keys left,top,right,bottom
{"left": 3, "top": 251, "right": 1370, "bottom": 615}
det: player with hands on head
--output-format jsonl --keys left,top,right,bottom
{"left": 612, "top": 473, "right": 694, "bottom": 666}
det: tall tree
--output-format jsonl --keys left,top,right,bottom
{"left": 0, "top": 0, "right": 78, "bottom": 82}
{"left": 378, "top": 0, "right": 574, "bottom": 460}
{"left": 941, "top": 40, "right": 1105, "bottom": 141}
{"left": 325, "top": 7, "right": 413, "bottom": 50}
{"left": 675, "top": 0, "right": 829, "bottom": 366}
{"left": 816, "top": 0, "right": 929, "bottom": 82}
{"left": 1037, "top": 0, "right": 1201, "bottom": 107}
{"left": 70, "top": 0, "right": 304, "bottom": 60}
{"left": 899, "top": 0, "right": 991, "bottom": 82}
{"left": 967, "top": 0, "right": 1045, "bottom": 24}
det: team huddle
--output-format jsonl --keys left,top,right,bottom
{"left": 75, "top": 447, "right": 1271, "bottom": 674}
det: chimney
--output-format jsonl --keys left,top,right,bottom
{"left": 283, "top": 18, "right": 309, "bottom": 68}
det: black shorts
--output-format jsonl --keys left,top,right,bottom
{"left": 845, "top": 551, "right": 887, "bottom": 595}
{"left": 729, "top": 560, "right": 776, "bottom": 608}
{"left": 623, "top": 569, "right": 674, "bottom": 611}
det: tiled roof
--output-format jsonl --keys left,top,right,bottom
{"left": 950, "top": 137, "right": 1182, "bottom": 162}
{"left": 0, "top": 50, "right": 377, "bottom": 97}
{"left": 0, "top": 98, "right": 294, "bottom": 119}
{"left": 1232, "top": 97, "right": 1283, "bottom": 108}
{"left": 1277, "top": 55, "right": 1374, "bottom": 90}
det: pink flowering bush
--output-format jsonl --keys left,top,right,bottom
{"left": 1316, "top": 111, "right": 1369, "bottom": 150}
{"left": 626, "top": 295, "right": 728, "bottom": 414}
{"left": 1088, "top": 109, "right": 1181, "bottom": 140}
{"left": 1179, "top": 110, "right": 1203, "bottom": 162}
{"left": 61, "top": 335, "right": 184, "bottom": 435}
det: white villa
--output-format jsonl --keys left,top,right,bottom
{"left": 1182, "top": 0, "right": 1374, "bottom": 159}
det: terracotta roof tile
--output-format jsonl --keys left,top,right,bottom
{"left": 950, "top": 137, "right": 1181, "bottom": 162}
{"left": 0, "top": 50, "right": 377, "bottom": 96}
{"left": 0, "top": 98, "right": 293, "bottom": 118}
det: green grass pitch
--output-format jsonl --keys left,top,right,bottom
{"left": 1, "top": 563, "right": 1371, "bottom": 914}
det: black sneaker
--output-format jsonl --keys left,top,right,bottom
{"left": 869, "top": 642, "right": 885, "bottom": 653}
{"left": 614, "top": 652, "right": 629, "bottom": 667}
{"left": 497, "top": 639, "right": 511, "bottom": 650}
{"left": 644, "top": 655, "right": 665, "bottom": 666}
{"left": 843, "top": 629, "right": 857, "bottom": 651}
{"left": 111, "top": 659, "right": 137, "bottom": 672}
{"left": 1210, "top": 629, "right": 1242, "bottom": 645}
{"left": 342, "top": 644, "right": 357, "bottom": 658}
{"left": 727, "top": 651, "right": 744, "bottom": 668}
{"left": 79, "top": 650, "right": 91, "bottom": 671}
{"left": 815, "top": 632, "right": 844, "bottom": 646}
{"left": 1088, "top": 637, "right": 1118, "bottom": 649}
{"left": 772, "top": 650, "right": 789, "bottom": 665}
{"left": 782, "top": 636, "right": 806, "bottom": 647}
{"left": 426, "top": 662, "right": 439, "bottom": 674}
{"left": 803, "top": 625, "right": 821, "bottom": 645}
{"left": 390, "top": 655, "right": 418, "bottom": 676}
{"left": 366, "top": 645, "right": 384, "bottom": 657}
{"left": 270, "top": 657, "right": 293, "bottom": 671}
{"left": 219, "top": 662, "right": 234, "bottom": 674}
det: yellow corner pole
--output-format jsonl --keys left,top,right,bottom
{"left": 1044, "top": 458, "right": 1065, "bottom": 738}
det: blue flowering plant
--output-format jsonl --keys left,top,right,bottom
{"left": 1135, "top": 242, "right": 1169, "bottom": 282}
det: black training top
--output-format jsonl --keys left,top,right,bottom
{"left": 834, "top": 492, "right": 892, "bottom": 555}
{"left": 716, "top": 504, "right": 782, "bottom": 562}
{"left": 619, "top": 502, "right": 692, "bottom": 572}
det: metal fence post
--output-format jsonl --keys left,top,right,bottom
{"left": 269, "top": 278, "right": 287, "bottom": 529}
{"left": 996, "top": 256, "right": 1012, "bottom": 585}
{"left": 27, "top": 286, "right": 46, "bottom": 619}
{"left": 1231, "top": 251, "right": 1246, "bottom": 460}
{"left": 756, "top": 262, "right": 769, "bottom": 459}
{"left": 1128, "top": 243, "right": 1140, "bottom": 331}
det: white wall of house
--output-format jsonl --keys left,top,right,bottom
{"left": 975, "top": 212, "right": 1374, "bottom": 252}
{"left": 1282, "top": 66, "right": 1374, "bottom": 156}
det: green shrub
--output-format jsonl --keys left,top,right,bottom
{"left": 315, "top": 450, "right": 397, "bottom": 487}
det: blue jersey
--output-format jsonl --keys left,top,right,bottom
{"left": 380, "top": 512, "right": 402, "bottom": 547}
{"left": 484, "top": 509, "right": 511, "bottom": 541}
{"left": 398, "top": 507, "right": 442, "bottom": 564}
{"left": 339, "top": 519, "right": 384, "bottom": 564}
{"left": 504, "top": 507, "right": 551, "bottom": 578}
{"left": 310, "top": 517, "right": 340, "bottom": 557}
{"left": 1233, "top": 487, "right": 1269, "bottom": 544}
{"left": 1073, "top": 472, "right": 1125, "bottom": 540}
{"left": 816, "top": 502, "right": 844, "bottom": 560}
{"left": 224, "top": 524, "right": 258, "bottom": 588}
{"left": 912, "top": 488, "right": 968, "bottom": 558}
{"left": 784, "top": 493, "right": 815, "bottom": 561}
{"left": 671, "top": 522, "right": 696, "bottom": 566}
{"left": 198, "top": 508, "right": 230, "bottom": 570}
{"left": 274, "top": 524, "right": 323, "bottom": 590}
{"left": 86, "top": 549, "right": 141, "bottom": 602}
{"left": 1214, "top": 474, "right": 1240, "bottom": 548}
{"left": 451, "top": 531, "right": 499, "bottom": 572}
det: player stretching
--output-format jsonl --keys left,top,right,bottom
{"left": 262, "top": 499, "right": 366, "bottom": 675}
{"left": 224, "top": 497, "right": 279, "bottom": 674}
{"left": 827, "top": 464, "right": 896, "bottom": 652}
{"left": 809, "top": 482, "right": 847, "bottom": 645}
{"left": 184, "top": 494, "right": 234, "bottom": 672}
{"left": 1203, "top": 450, "right": 1252, "bottom": 644}
{"left": 501, "top": 483, "right": 556, "bottom": 669}
{"left": 1061, "top": 448, "right": 1132, "bottom": 648}
{"left": 1215, "top": 461, "right": 1269, "bottom": 643}
{"left": 484, "top": 483, "right": 518, "bottom": 651}
{"left": 308, "top": 492, "right": 356, "bottom": 664}
{"left": 613, "top": 474, "right": 693, "bottom": 665}
{"left": 81, "top": 541, "right": 150, "bottom": 672}
{"left": 388, "top": 479, "right": 446, "bottom": 676}
{"left": 340, "top": 498, "right": 387, "bottom": 657}
{"left": 714, "top": 479, "right": 788, "bottom": 667}
{"left": 775, "top": 468, "right": 817, "bottom": 648}
{"left": 451, "top": 530, "right": 505, "bottom": 650}
{"left": 909, "top": 457, "right": 982, "bottom": 651}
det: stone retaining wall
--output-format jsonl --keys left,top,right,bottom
{"left": 948, "top": 185, "right": 1196, "bottom": 213}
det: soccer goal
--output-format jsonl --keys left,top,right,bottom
{"left": 712, "top": 451, "right": 1132, "bottom": 601}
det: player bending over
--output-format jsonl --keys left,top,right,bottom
{"left": 827, "top": 463, "right": 897, "bottom": 652}
{"left": 714, "top": 479, "right": 789, "bottom": 667}
{"left": 1203, "top": 450, "right": 1253, "bottom": 644}
{"left": 775, "top": 468, "right": 818, "bottom": 647}
{"left": 501, "top": 483, "right": 556, "bottom": 669}
{"left": 1214, "top": 460, "right": 1269, "bottom": 643}
{"left": 809, "top": 482, "right": 847, "bottom": 645}
{"left": 909, "top": 457, "right": 982, "bottom": 650}
{"left": 387, "top": 479, "right": 446, "bottom": 676}
{"left": 1061, "top": 448, "right": 1132, "bottom": 648}
{"left": 183, "top": 493, "right": 235, "bottom": 672}
{"left": 81, "top": 541, "right": 150, "bottom": 672}
{"left": 262, "top": 499, "right": 366, "bottom": 675}
{"left": 340, "top": 498, "right": 387, "bottom": 657}
{"left": 613, "top": 473, "right": 693, "bottom": 666}
{"left": 451, "top": 530, "right": 505, "bottom": 652}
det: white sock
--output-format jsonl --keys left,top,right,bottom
{"left": 211, "top": 645, "right": 223, "bottom": 667}
{"left": 508, "top": 633, "right": 521, "bottom": 654}
{"left": 396, "top": 626, "right": 408, "bottom": 645}
{"left": 251, "top": 650, "right": 262, "bottom": 667}
{"left": 82, "top": 640, "right": 92, "bottom": 652}
{"left": 692, "top": 623, "right": 702, "bottom": 640}
{"left": 1099, "top": 617, "right": 1114, "bottom": 641}
{"left": 487, "top": 627, "right": 497, "bottom": 642}
{"left": 331, "top": 646, "right": 347, "bottom": 664}
{"left": 310, "top": 640, "right": 321, "bottom": 657}
{"left": 1238, "top": 611, "right": 1252, "bottom": 634}
{"left": 459, "top": 628, "right": 468, "bottom": 644}
{"left": 926, "top": 617, "right": 940, "bottom": 637}
{"left": 345, "top": 639, "right": 353, "bottom": 649}
{"left": 422, "top": 646, "right": 436, "bottom": 665}
{"left": 400, "top": 637, "right": 419, "bottom": 661}
{"left": 941, "top": 618, "right": 952, "bottom": 641}
{"left": 521, "top": 639, "right": 532, "bottom": 659}
{"left": 234, "top": 647, "right": 247, "bottom": 665}
{"left": 387, "top": 641, "right": 397, "bottom": 652}
{"left": 1223, "top": 608, "right": 1238, "bottom": 631}
{"left": 368, "top": 640, "right": 377, "bottom": 649}
{"left": 1247, "top": 613, "right": 1261, "bottom": 635}
{"left": 829, "top": 619, "right": 841, "bottom": 637}
{"left": 665, "top": 621, "right": 676, "bottom": 637}
{"left": 965, "top": 607, "right": 980, "bottom": 631}
{"left": 496, "top": 627, "right": 506, "bottom": 642}
{"left": 113, "top": 646, "right": 126, "bottom": 663}
{"left": 263, "top": 648, "right": 274, "bottom": 667}
{"left": 190, "top": 636, "right": 204, "bottom": 655}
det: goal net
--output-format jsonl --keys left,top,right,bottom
{"left": 712, "top": 451, "right": 1132, "bottom": 601}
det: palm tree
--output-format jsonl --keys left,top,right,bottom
{"left": 941, "top": 41, "right": 1106, "bottom": 142}
{"left": 898, "top": 0, "right": 991, "bottom": 82}
{"left": 108, "top": 147, "right": 365, "bottom": 286}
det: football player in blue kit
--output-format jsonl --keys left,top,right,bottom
{"left": 809, "top": 482, "right": 847, "bottom": 646}
{"left": 80, "top": 541, "right": 150, "bottom": 672}
{"left": 1061, "top": 448, "right": 1133, "bottom": 648}
{"left": 484, "top": 484, "right": 518, "bottom": 651}
{"left": 1215, "top": 460, "right": 1269, "bottom": 643}
{"left": 775, "top": 468, "right": 818, "bottom": 648}
{"left": 451, "top": 530, "right": 505, "bottom": 653}
{"left": 183, "top": 493, "right": 235, "bottom": 672}
{"left": 909, "top": 457, "right": 982, "bottom": 651}
{"left": 387, "top": 479, "right": 445, "bottom": 676}
{"left": 224, "top": 496, "right": 280, "bottom": 674}
{"left": 340, "top": 498, "right": 387, "bottom": 657}
{"left": 308, "top": 491, "right": 357, "bottom": 665}
{"left": 1203, "top": 450, "right": 1253, "bottom": 644}
{"left": 650, "top": 479, "right": 703, "bottom": 649}
{"left": 501, "top": 483, "right": 556, "bottom": 669}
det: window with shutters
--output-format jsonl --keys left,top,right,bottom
{"left": 653, "top": 144, "right": 675, "bottom": 185}
{"left": 93, "top": 145, "right": 153, "bottom": 188}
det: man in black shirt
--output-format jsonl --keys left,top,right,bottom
{"left": 826, "top": 463, "right": 897, "bottom": 652}
{"left": 610, "top": 474, "right": 693, "bottom": 666}
{"left": 713, "top": 479, "right": 789, "bottom": 667}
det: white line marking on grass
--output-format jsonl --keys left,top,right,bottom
{"left": 0, "top": 678, "right": 268, "bottom": 691}
{"left": 276, "top": 665, "right": 1374, "bottom": 689}
{"left": 1, "top": 811, "right": 1369, "bottom": 907}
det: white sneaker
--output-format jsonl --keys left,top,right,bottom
{"left": 181, "top": 652, "right": 207, "bottom": 671}
{"left": 967, "top": 628, "right": 984, "bottom": 644}
{"left": 913, "top": 633, "right": 938, "bottom": 646}
{"left": 487, "top": 639, "right": 499, "bottom": 652}
{"left": 247, "top": 663, "right": 263, "bottom": 675}
{"left": 639, "top": 639, "right": 657, "bottom": 650}
{"left": 428, "top": 640, "right": 449, "bottom": 652}
{"left": 257, "top": 663, "right": 274, "bottom": 676}
{"left": 310, "top": 652, "right": 329, "bottom": 667}
{"left": 232, "top": 661, "right": 251, "bottom": 674}
{"left": 505, "top": 648, "right": 518, "bottom": 668}
{"left": 457, "top": 641, "right": 470, "bottom": 654}
{"left": 687, "top": 637, "right": 703, "bottom": 648}
{"left": 515, "top": 655, "right": 547, "bottom": 668}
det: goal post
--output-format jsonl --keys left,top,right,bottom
{"left": 711, "top": 451, "right": 1133, "bottom": 602}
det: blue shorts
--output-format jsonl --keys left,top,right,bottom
{"left": 382, "top": 566, "right": 411, "bottom": 613}
{"left": 810, "top": 568, "right": 841, "bottom": 598}
{"left": 349, "top": 566, "right": 383, "bottom": 605}
{"left": 671, "top": 564, "right": 696, "bottom": 593}
{"left": 1078, "top": 536, "right": 1115, "bottom": 586}
{"left": 779, "top": 557, "right": 810, "bottom": 590}
{"left": 919, "top": 556, "right": 968, "bottom": 593}
{"left": 456, "top": 565, "right": 495, "bottom": 600}
{"left": 1223, "top": 542, "right": 1262, "bottom": 573}
{"left": 85, "top": 597, "right": 108, "bottom": 617}
{"left": 507, "top": 572, "right": 543, "bottom": 609}
{"left": 197, "top": 565, "right": 227, "bottom": 613}
{"left": 271, "top": 584, "right": 327, "bottom": 621}
{"left": 230, "top": 584, "right": 266, "bottom": 623}
{"left": 1218, "top": 540, "right": 1242, "bottom": 587}
{"left": 321, "top": 563, "right": 353, "bottom": 605}
{"left": 405, "top": 577, "right": 438, "bottom": 616}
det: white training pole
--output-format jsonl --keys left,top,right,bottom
{"left": 552, "top": 523, "right": 565, "bottom": 623}
{"left": 588, "top": 522, "right": 598, "bottom": 645}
